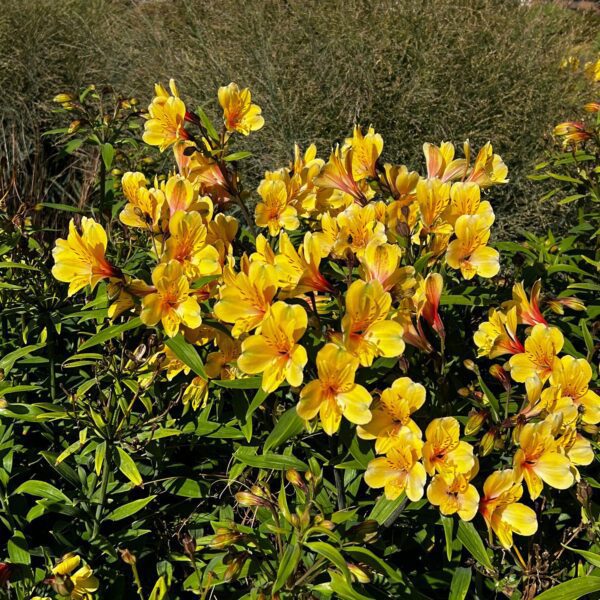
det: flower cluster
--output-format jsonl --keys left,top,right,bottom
{"left": 51, "top": 79, "right": 597, "bottom": 553}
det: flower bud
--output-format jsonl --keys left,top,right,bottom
{"left": 546, "top": 297, "right": 585, "bottom": 315}
{"left": 235, "top": 491, "right": 268, "bottom": 508}
{"left": 53, "top": 93, "right": 73, "bottom": 103}
{"left": 489, "top": 364, "right": 510, "bottom": 391}
{"left": 458, "top": 387, "right": 470, "bottom": 398}
{"left": 181, "top": 534, "right": 196, "bottom": 558}
{"left": 223, "top": 554, "right": 245, "bottom": 582}
{"left": 463, "top": 359, "right": 476, "bottom": 372}
{"left": 584, "top": 102, "right": 600, "bottom": 113}
{"left": 286, "top": 469, "right": 306, "bottom": 491}
{"left": 581, "top": 423, "right": 598, "bottom": 437}
{"left": 480, "top": 430, "right": 496, "bottom": 457}
{"left": 119, "top": 548, "right": 137, "bottom": 565}
{"left": 348, "top": 563, "right": 370, "bottom": 583}
{"left": 68, "top": 120, "right": 81, "bottom": 134}
{"left": 465, "top": 410, "right": 486, "bottom": 436}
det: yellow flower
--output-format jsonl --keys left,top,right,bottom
{"left": 334, "top": 203, "right": 387, "bottom": 259}
{"left": 473, "top": 307, "right": 524, "bottom": 359}
{"left": 119, "top": 173, "right": 165, "bottom": 230}
{"left": 548, "top": 355, "right": 600, "bottom": 425}
{"left": 479, "top": 469, "right": 538, "bottom": 549}
{"left": 513, "top": 420, "right": 574, "bottom": 500}
{"left": 381, "top": 164, "right": 419, "bottom": 202}
{"left": 218, "top": 82, "right": 264, "bottom": 135}
{"left": 357, "top": 377, "right": 425, "bottom": 453}
{"left": 445, "top": 213, "right": 499, "bottom": 280}
{"left": 255, "top": 179, "right": 299, "bottom": 235}
{"left": 358, "top": 241, "right": 403, "bottom": 291}
{"left": 341, "top": 279, "right": 405, "bottom": 367}
{"left": 422, "top": 417, "right": 475, "bottom": 476}
{"left": 205, "top": 332, "right": 242, "bottom": 380}
{"left": 214, "top": 262, "right": 278, "bottom": 337}
{"left": 51, "top": 553, "right": 99, "bottom": 600}
{"left": 416, "top": 178, "right": 452, "bottom": 235}
{"left": 297, "top": 343, "right": 372, "bottom": 435}
{"left": 508, "top": 324, "right": 564, "bottom": 383}
{"left": 506, "top": 281, "right": 547, "bottom": 326}
{"left": 52, "top": 218, "right": 118, "bottom": 296}
{"left": 443, "top": 181, "right": 493, "bottom": 226}
{"left": 427, "top": 466, "right": 480, "bottom": 521}
{"left": 343, "top": 125, "right": 384, "bottom": 181}
{"left": 314, "top": 146, "right": 372, "bottom": 204}
{"left": 466, "top": 141, "right": 508, "bottom": 187}
{"left": 141, "top": 260, "right": 202, "bottom": 337}
{"left": 364, "top": 429, "right": 427, "bottom": 501}
{"left": 182, "top": 376, "right": 209, "bottom": 410}
{"left": 423, "top": 142, "right": 467, "bottom": 182}
{"left": 237, "top": 302, "right": 307, "bottom": 392}
{"left": 163, "top": 211, "right": 221, "bottom": 280}
{"left": 164, "top": 174, "right": 195, "bottom": 216}
{"left": 143, "top": 79, "right": 189, "bottom": 151}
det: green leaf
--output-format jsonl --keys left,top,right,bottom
{"left": 224, "top": 151, "right": 253, "bottom": 162}
{"left": 234, "top": 448, "right": 307, "bottom": 471}
{"left": 79, "top": 317, "right": 142, "bottom": 351}
{"left": 37, "top": 202, "right": 81, "bottom": 213}
{"left": 562, "top": 545, "right": 600, "bottom": 569}
{"left": 535, "top": 577, "right": 600, "bottom": 600}
{"left": 95, "top": 441, "right": 106, "bottom": 476}
{"left": 476, "top": 375, "right": 500, "bottom": 422}
{"left": 449, "top": 566, "right": 471, "bottom": 600}
{"left": 14, "top": 480, "right": 72, "bottom": 504}
{"left": 0, "top": 343, "right": 45, "bottom": 373}
{"left": 165, "top": 334, "right": 207, "bottom": 379}
{"left": 580, "top": 318, "right": 594, "bottom": 360}
{"left": 441, "top": 516, "right": 454, "bottom": 561}
{"left": 196, "top": 105, "right": 219, "bottom": 141}
{"left": 213, "top": 377, "right": 262, "bottom": 389}
{"left": 148, "top": 576, "right": 168, "bottom": 600}
{"left": 106, "top": 495, "right": 156, "bottom": 521}
{"left": 344, "top": 546, "right": 403, "bottom": 583}
{"left": 368, "top": 493, "right": 406, "bottom": 526}
{"left": 116, "top": 447, "right": 143, "bottom": 486}
{"left": 305, "top": 541, "right": 351, "bottom": 582}
{"left": 264, "top": 407, "right": 305, "bottom": 452}
{"left": 164, "top": 478, "right": 205, "bottom": 498}
{"left": 273, "top": 541, "right": 301, "bottom": 592}
{"left": 328, "top": 570, "right": 371, "bottom": 600}
{"left": 0, "top": 262, "right": 40, "bottom": 271}
{"left": 8, "top": 531, "right": 31, "bottom": 565}
{"left": 101, "top": 143, "right": 115, "bottom": 169}
{"left": 456, "top": 521, "right": 493, "bottom": 570}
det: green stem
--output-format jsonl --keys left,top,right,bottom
{"left": 92, "top": 449, "right": 111, "bottom": 539}
{"left": 330, "top": 436, "right": 345, "bottom": 510}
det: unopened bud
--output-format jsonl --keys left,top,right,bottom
{"left": 465, "top": 410, "right": 486, "bottom": 436}
{"left": 53, "top": 93, "right": 73, "bottom": 103}
{"left": 463, "top": 359, "right": 476, "bottom": 372}
{"left": 458, "top": 387, "right": 470, "bottom": 398}
{"left": 582, "top": 423, "right": 598, "bottom": 436}
{"left": 223, "top": 554, "right": 245, "bottom": 582}
{"left": 68, "top": 120, "right": 81, "bottom": 134}
{"left": 286, "top": 469, "right": 306, "bottom": 491}
{"left": 181, "top": 534, "right": 196, "bottom": 557}
{"left": 235, "top": 491, "right": 268, "bottom": 508}
{"left": 348, "top": 563, "right": 370, "bottom": 583}
{"left": 489, "top": 364, "right": 510, "bottom": 391}
{"left": 119, "top": 548, "right": 136, "bottom": 565}
{"left": 480, "top": 430, "right": 496, "bottom": 457}
{"left": 546, "top": 297, "right": 585, "bottom": 315}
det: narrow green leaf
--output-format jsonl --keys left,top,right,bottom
{"left": 441, "top": 516, "right": 454, "bottom": 561}
{"left": 0, "top": 343, "right": 45, "bottom": 373}
{"left": 7, "top": 531, "right": 31, "bottom": 565}
{"left": 224, "top": 151, "right": 253, "bottom": 162}
{"left": 14, "top": 480, "right": 72, "bottom": 504}
{"left": 234, "top": 448, "right": 307, "bottom": 471}
{"left": 562, "top": 545, "right": 600, "bottom": 569}
{"left": 165, "top": 334, "right": 207, "bottom": 379}
{"left": 305, "top": 541, "right": 351, "bottom": 581}
{"left": 213, "top": 377, "right": 262, "bottom": 389}
{"left": 116, "top": 447, "right": 143, "bottom": 486}
{"left": 273, "top": 541, "right": 301, "bottom": 592}
{"left": 449, "top": 566, "right": 471, "bottom": 600}
{"left": 456, "top": 521, "right": 493, "bottom": 570}
{"left": 264, "top": 407, "right": 305, "bottom": 452}
{"left": 79, "top": 317, "right": 142, "bottom": 351}
{"left": 148, "top": 576, "right": 167, "bottom": 600}
{"left": 535, "top": 576, "right": 600, "bottom": 600}
{"left": 196, "top": 106, "right": 219, "bottom": 141}
{"left": 344, "top": 546, "right": 403, "bottom": 583}
{"left": 101, "top": 143, "right": 115, "bottom": 169}
{"left": 0, "top": 262, "right": 40, "bottom": 271}
{"left": 95, "top": 441, "right": 106, "bottom": 476}
{"left": 368, "top": 493, "right": 406, "bottom": 526}
{"left": 106, "top": 495, "right": 156, "bottom": 521}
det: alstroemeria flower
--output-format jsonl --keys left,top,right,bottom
{"left": 422, "top": 417, "right": 475, "bottom": 476}
{"left": 255, "top": 179, "right": 299, "bottom": 236}
{"left": 143, "top": 79, "right": 189, "bottom": 151}
{"left": 343, "top": 125, "right": 384, "bottom": 181}
{"left": 508, "top": 324, "right": 564, "bottom": 382}
{"left": 237, "top": 301, "right": 307, "bottom": 392}
{"left": 473, "top": 307, "right": 523, "bottom": 359}
{"left": 479, "top": 469, "right": 537, "bottom": 549}
{"left": 218, "top": 82, "right": 264, "bottom": 135}
{"left": 513, "top": 419, "right": 574, "bottom": 500}
{"left": 507, "top": 281, "right": 547, "bottom": 326}
{"left": 341, "top": 279, "right": 405, "bottom": 367}
{"left": 51, "top": 553, "right": 99, "bottom": 600}
{"left": 297, "top": 343, "right": 371, "bottom": 435}
{"left": 427, "top": 465, "right": 480, "bottom": 521}
{"left": 52, "top": 218, "right": 119, "bottom": 296}
{"left": 357, "top": 377, "right": 425, "bottom": 453}
{"left": 141, "top": 260, "right": 202, "bottom": 337}
{"left": 364, "top": 429, "right": 427, "bottom": 501}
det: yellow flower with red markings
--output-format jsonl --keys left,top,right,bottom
{"left": 479, "top": 469, "right": 538, "bottom": 549}
{"left": 50, "top": 553, "right": 99, "bottom": 600}
{"left": 466, "top": 141, "right": 508, "bottom": 187}
{"left": 143, "top": 79, "right": 189, "bottom": 151}
{"left": 423, "top": 142, "right": 467, "bottom": 182}
{"left": 255, "top": 179, "right": 299, "bottom": 236}
{"left": 507, "top": 281, "right": 547, "bottom": 326}
{"left": 214, "top": 262, "right": 278, "bottom": 337}
{"left": 443, "top": 181, "right": 493, "bottom": 226}
{"left": 427, "top": 464, "right": 480, "bottom": 521}
{"left": 422, "top": 417, "right": 475, "bottom": 476}
{"left": 297, "top": 343, "right": 371, "bottom": 435}
{"left": 357, "top": 377, "right": 425, "bottom": 453}
{"left": 341, "top": 279, "right": 405, "bottom": 367}
{"left": 508, "top": 324, "right": 563, "bottom": 383}
{"left": 513, "top": 419, "right": 574, "bottom": 500}
{"left": 473, "top": 307, "right": 523, "bottom": 358}
{"left": 334, "top": 203, "right": 387, "bottom": 259}
{"left": 237, "top": 302, "right": 307, "bottom": 393}
{"left": 52, "top": 218, "right": 119, "bottom": 296}
{"left": 416, "top": 178, "right": 452, "bottom": 236}
{"left": 358, "top": 241, "right": 403, "bottom": 291}
{"left": 218, "top": 82, "right": 264, "bottom": 135}
{"left": 445, "top": 213, "right": 499, "bottom": 280}
{"left": 364, "top": 429, "right": 427, "bottom": 501}
{"left": 141, "top": 260, "right": 202, "bottom": 337}
{"left": 343, "top": 125, "right": 384, "bottom": 181}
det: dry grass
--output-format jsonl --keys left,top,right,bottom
{"left": 0, "top": 0, "right": 598, "bottom": 236}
